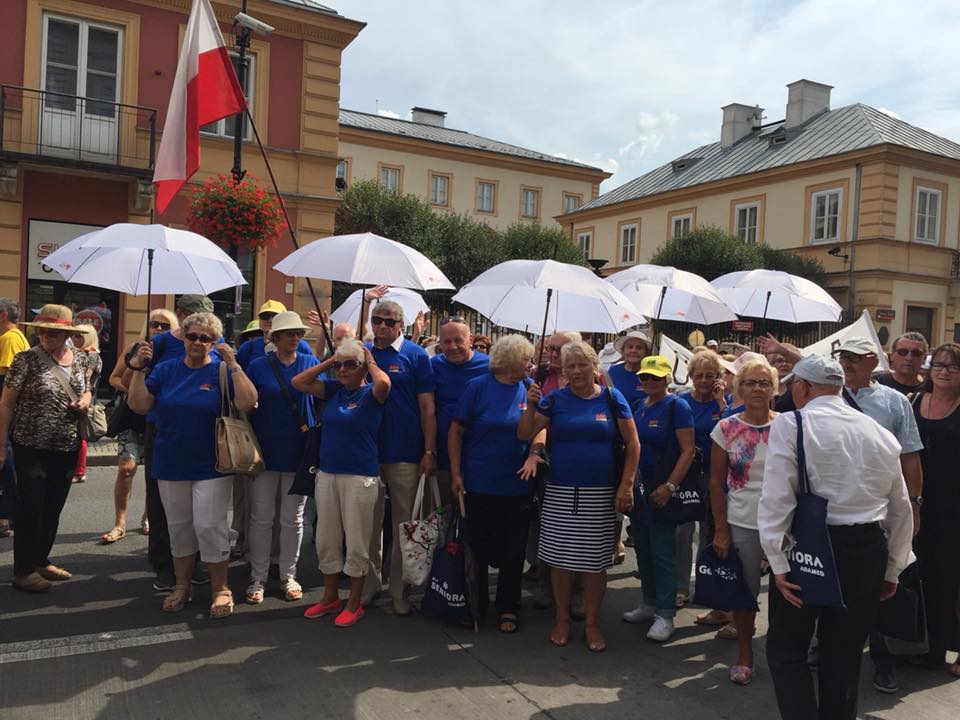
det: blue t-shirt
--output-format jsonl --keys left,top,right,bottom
{"left": 146, "top": 331, "right": 223, "bottom": 423}
{"left": 722, "top": 403, "right": 745, "bottom": 419}
{"left": 607, "top": 362, "right": 646, "bottom": 410}
{"left": 145, "top": 358, "right": 232, "bottom": 481}
{"left": 431, "top": 352, "right": 490, "bottom": 470}
{"left": 634, "top": 394, "right": 694, "bottom": 471}
{"left": 319, "top": 381, "right": 385, "bottom": 477}
{"left": 453, "top": 374, "right": 531, "bottom": 496}
{"left": 237, "top": 336, "right": 314, "bottom": 371}
{"left": 367, "top": 339, "right": 435, "bottom": 464}
{"left": 246, "top": 353, "right": 319, "bottom": 472}
{"left": 677, "top": 392, "right": 723, "bottom": 466}
{"left": 536, "top": 387, "right": 632, "bottom": 488}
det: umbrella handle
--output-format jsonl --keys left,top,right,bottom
{"left": 457, "top": 492, "right": 466, "bottom": 519}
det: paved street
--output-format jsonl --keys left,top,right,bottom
{"left": 1, "top": 465, "right": 957, "bottom": 720}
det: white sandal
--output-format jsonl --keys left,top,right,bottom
{"left": 245, "top": 580, "right": 265, "bottom": 604}
{"left": 281, "top": 578, "right": 303, "bottom": 601}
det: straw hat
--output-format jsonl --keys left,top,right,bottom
{"left": 22, "top": 304, "right": 74, "bottom": 330}
{"left": 267, "top": 311, "right": 310, "bottom": 340}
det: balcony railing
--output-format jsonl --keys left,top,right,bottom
{"left": 0, "top": 85, "right": 156, "bottom": 174}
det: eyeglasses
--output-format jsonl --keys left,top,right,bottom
{"left": 638, "top": 373, "right": 664, "bottom": 382}
{"left": 836, "top": 351, "right": 876, "bottom": 363}
{"left": 547, "top": 344, "right": 565, "bottom": 354}
{"left": 439, "top": 315, "right": 466, "bottom": 326}
{"left": 740, "top": 379, "right": 774, "bottom": 389}
{"left": 930, "top": 362, "right": 960, "bottom": 374}
{"left": 894, "top": 348, "right": 925, "bottom": 358}
{"left": 371, "top": 316, "right": 400, "bottom": 328}
{"left": 149, "top": 320, "right": 171, "bottom": 331}
{"left": 691, "top": 373, "right": 718, "bottom": 381}
{"left": 184, "top": 332, "right": 214, "bottom": 344}
{"left": 258, "top": 312, "right": 277, "bottom": 321}
{"left": 333, "top": 360, "right": 362, "bottom": 371}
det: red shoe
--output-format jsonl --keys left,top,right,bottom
{"left": 334, "top": 606, "right": 365, "bottom": 627}
{"left": 303, "top": 598, "right": 343, "bottom": 619}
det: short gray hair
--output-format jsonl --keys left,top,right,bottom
{"left": 181, "top": 311, "right": 222, "bottom": 340}
{"left": 489, "top": 334, "right": 533, "bottom": 373}
{"left": 553, "top": 330, "right": 582, "bottom": 344}
{"left": 335, "top": 338, "right": 365, "bottom": 363}
{"left": 0, "top": 297, "right": 20, "bottom": 322}
{"left": 893, "top": 332, "right": 928, "bottom": 352}
{"left": 371, "top": 300, "right": 403, "bottom": 321}
{"left": 560, "top": 341, "right": 599, "bottom": 371}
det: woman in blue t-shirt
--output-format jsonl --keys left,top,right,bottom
{"left": 625, "top": 355, "right": 696, "bottom": 643}
{"left": 128, "top": 312, "right": 258, "bottom": 619}
{"left": 448, "top": 335, "right": 543, "bottom": 634}
{"left": 245, "top": 312, "right": 318, "bottom": 606}
{"left": 519, "top": 341, "right": 639, "bottom": 653}
{"left": 292, "top": 338, "right": 390, "bottom": 628}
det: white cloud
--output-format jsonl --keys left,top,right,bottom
{"left": 877, "top": 107, "right": 902, "bottom": 120}
{"left": 376, "top": 108, "right": 403, "bottom": 120}
{"left": 617, "top": 111, "right": 679, "bottom": 161}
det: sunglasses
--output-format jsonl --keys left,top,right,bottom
{"left": 638, "top": 373, "right": 664, "bottom": 382}
{"left": 837, "top": 351, "right": 876, "bottom": 363}
{"left": 439, "top": 315, "right": 466, "bottom": 326}
{"left": 894, "top": 348, "right": 925, "bottom": 358}
{"left": 333, "top": 360, "right": 362, "bottom": 371}
{"left": 371, "top": 316, "right": 400, "bottom": 328}
{"left": 184, "top": 332, "right": 215, "bottom": 344}
{"left": 258, "top": 312, "right": 277, "bottom": 320}
{"left": 149, "top": 320, "right": 171, "bottom": 331}
{"left": 473, "top": 344, "right": 490, "bottom": 351}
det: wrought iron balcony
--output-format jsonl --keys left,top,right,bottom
{"left": 0, "top": 85, "right": 157, "bottom": 175}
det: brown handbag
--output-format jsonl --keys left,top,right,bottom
{"left": 215, "top": 362, "right": 265, "bottom": 475}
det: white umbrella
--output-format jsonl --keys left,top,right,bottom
{"left": 452, "top": 259, "right": 645, "bottom": 336}
{"left": 605, "top": 264, "right": 737, "bottom": 325}
{"left": 273, "top": 232, "right": 454, "bottom": 290}
{"left": 711, "top": 270, "right": 842, "bottom": 323}
{"left": 41, "top": 223, "right": 246, "bottom": 301}
{"left": 331, "top": 287, "right": 429, "bottom": 331}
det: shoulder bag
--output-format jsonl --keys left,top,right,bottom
{"left": 603, "top": 387, "right": 626, "bottom": 483}
{"left": 785, "top": 410, "right": 845, "bottom": 608}
{"left": 399, "top": 473, "right": 445, "bottom": 586}
{"left": 215, "top": 362, "right": 265, "bottom": 475}
{"left": 34, "top": 346, "right": 107, "bottom": 442}
{"left": 264, "top": 354, "right": 320, "bottom": 497}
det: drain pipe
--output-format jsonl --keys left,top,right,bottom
{"left": 847, "top": 163, "right": 861, "bottom": 320}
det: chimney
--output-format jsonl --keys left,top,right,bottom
{"left": 720, "top": 103, "right": 762, "bottom": 149}
{"left": 785, "top": 80, "right": 832, "bottom": 129}
{"left": 411, "top": 107, "right": 446, "bottom": 128}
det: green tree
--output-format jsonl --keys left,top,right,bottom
{"left": 501, "top": 222, "right": 587, "bottom": 266}
{"left": 650, "top": 225, "right": 762, "bottom": 280}
{"left": 758, "top": 244, "right": 829, "bottom": 288}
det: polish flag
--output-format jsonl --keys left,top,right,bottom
{"left": 153, "top": 0, "right": 247, "bottom": 213}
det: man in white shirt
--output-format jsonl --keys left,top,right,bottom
{"left": 758, "top": 354, "right": 913, "bottom": 720}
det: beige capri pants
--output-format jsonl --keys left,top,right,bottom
{"left": 158, "top": 476, "right": 233, "bottom": 563}
{"left": 314, "top": 470, "right": 382, "bottom": 578}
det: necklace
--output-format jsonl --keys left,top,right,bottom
{"left": 925, "top": 392, "right": 960, "bottom": 420}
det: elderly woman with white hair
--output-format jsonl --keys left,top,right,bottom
{"left": 293, "top": 338, "right": 390, "bottom": 628}
{"left": 128, "top": 311, "right": 258, "bottom": 618}
{"left": 448, "top": 334, "right": 544, "bottom": 634}
{"left": 519, "top": 341, "right": 640, "bottom": 652}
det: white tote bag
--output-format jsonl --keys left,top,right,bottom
{"left": 399, "top": 474, "right": 444, "bottom": 586}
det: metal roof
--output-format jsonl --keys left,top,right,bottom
{"left": 339, "top": 109, "right": 607, "bottom": 173}
{"left": 575, "top": 103, "right": 960, "bottom": 213}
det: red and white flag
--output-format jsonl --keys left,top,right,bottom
{"left": 153, "top": 0, "right": 247, "bottom": 213}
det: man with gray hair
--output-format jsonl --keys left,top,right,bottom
{"left": 877, "top": 331, "right": 928, "bottom": 395}
{"left": 364, "top": 299, "right": 437, "bottom": 614}
{"left": 539, "top": 330, "right": 582, "bottom": 396}
{"left": 759, "top": 354, "right": 913, "bottom": 720}
{"left": 0, "top": 298, "right": 26, "bottom": 537}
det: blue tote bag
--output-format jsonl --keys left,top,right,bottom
{"left": 786, "top": 411, "right": 845, "bottom": 608}
{"left": 692, "top": 545, "right": 759, "bottom": 612}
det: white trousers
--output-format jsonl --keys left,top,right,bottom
{"left": 315, "top": 471, "right": 381, "bottom": 578}
{"left": 248, "top": 471, "right": 306, "bottom": 583}
{"left": 158, "top": 476, "right": 232, "bottom": 563}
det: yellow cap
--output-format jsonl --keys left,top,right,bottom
{"left": 258, "top": 299, "right": 287, "bottom": 316}
{"left": 638, "top": 355, "right": 672, "bottom": 378}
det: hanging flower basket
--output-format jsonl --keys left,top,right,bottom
{"left": 187, "top": 174, "right": 286, "bottom": 252}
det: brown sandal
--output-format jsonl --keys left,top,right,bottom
{"left": 101, "top": 526, "right": 126, "bottom": 544}
{"left": 162, "top": 585, "right": 192, "bottom": 612}
{"left": 210, "top": 589, "right": 234, "bottom": 619}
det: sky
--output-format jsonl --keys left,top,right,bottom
{"left": 335, "top": 0, "right": 960, "bottom": 192}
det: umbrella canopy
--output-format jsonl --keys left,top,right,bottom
{"left": 41, "top": 223, "right": 246, "bottom": 295}
{"left": 711, "top": 270, "right": 842, "bottom": 323}
{"left": 273, "top": 232, "right": 454, "bottom": 291}
{"left": 331, "top": 287, "right": 429, "bottom": 331}
{"left": 606, "top": 264, "right": 737, "bottom": 325}
{"left": 452, "top": 259, "right": 645, "bottom": 334}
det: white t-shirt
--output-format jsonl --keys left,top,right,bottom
{"left": 710, "top": 414, "right": 774, "bottom": 530}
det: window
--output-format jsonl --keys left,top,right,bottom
{"left": 915, "top": 186, "right": 942, "bottom": 244}
{"left": 476, "top": 180, "right": 496, "bottom": 213}
{"left": 671, "top": 213, "right": 692, "bottom": 239}
{"left": 735, "top": 203, "right": 759, "bottom": 243}
{"left": 619, "top": 223, "right": 638, "bottom": 264}
{"left": 379, "top": 164, "right": 402, "bottom": 193}
{"left": 336, "top": 159, "right": 348, "bottom": 180}
{"left": 429, "top": 172, "right": 451, "bottom": 207}
{"left": 905, "top": 305, "right": 935, "bottom": 344}
{"left": 200, "top": 53, "right": 253, "bottom": 140}
{"left": 576, "top": 230, "right": 592, "bottom": 258}
{"left": 809, "top": 188, "right": 841, "bottom": 244}
{"left": 520, "top": 187, "right": 540, "bottom": 219}
{"left": 563, "top": 193, "right": 582, "bottom": 213}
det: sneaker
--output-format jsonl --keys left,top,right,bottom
{"left": 191, "top": 564, "right": 210, "bottom": 585}
{"left": 334, "top": 606, "right": 365, "bottom": 627}
{"left": 873, "top": 667, "right": 899, "bottom": 694}
{"left": 304, "top": 598, "right": 343, "bottom": 619}
{"left": 72, "top": 475, "right": 85, "bottom": 484}
{"left": 153, "top": 568, "right": 176, "bottom": 591}
{"left": 646, "top": 616, "right": 675, "bottom": 642}
{"left": 622, "top": 603, "right": 656, "bottom": 624}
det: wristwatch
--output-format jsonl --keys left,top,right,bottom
{"left": 424, "top": 450, "right": 437, "bottom": 456}
{"left": 666, "top": 481, "right": 678, "bottom": 494}
{"left": 909, "top": 496, "right": 923, "bottom": 506}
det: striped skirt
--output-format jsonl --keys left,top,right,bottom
{"left": 537, "top": 483, "right": 618, "bottom": 573}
